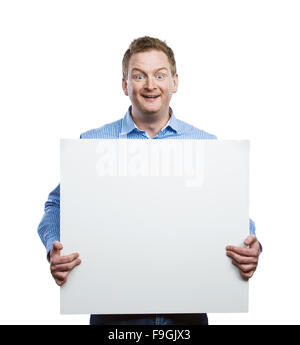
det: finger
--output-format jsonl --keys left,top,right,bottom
{"left": 55, "top": 279, "right": 64, "bottom": 286}
{"left": 230, "top": 259, "right": 255, "bottom": 280}
{"left": 51, "top": 241, "right": 63, "bottom": 257}
{"left": 239, "top": 269, "right": 254, "bottom": 280}
{"left": 226, "top": 250, "right": 258, "bottom": 264}
{"left": 244, "top": 235, "right": 257, "bottom": 247}
{"left": 226, "top": 245, "right": 259, "bottom": 257}
{"left": 50, "top": 252, "right": 79, "bottom": 266}
{"left": 53, "top": 271, "right": 69, "bottom": 282}
{"left": 51, "top": 258, "right": 81, "bottom": 273}
{"left": 55, "top": 277, "right": 68, "bottom": 286}
{"left": 231, "top": 259, "right": 257, "bottom": 273}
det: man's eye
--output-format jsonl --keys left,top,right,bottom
{"left": 134, "top": 75, "right": 144, "bottom": 80}
{"left": 156, "top": 74, "right": 165, "bottom": 79}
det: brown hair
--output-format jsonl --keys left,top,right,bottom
{"left": 122, "top": 36, "right": 177, "bottom": 80}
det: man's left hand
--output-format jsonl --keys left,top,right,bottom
{"left": 226, "top": 235, "right": 261, "bottom": 280}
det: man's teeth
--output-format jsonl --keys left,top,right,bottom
{"left": 143, "top": 95, "right": 159, "bottom": 98}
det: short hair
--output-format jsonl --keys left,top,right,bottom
{"left": 122, "top": 36, "right": 177, "bottom": 80}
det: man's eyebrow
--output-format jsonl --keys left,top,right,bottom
{"left": 131, "top": 67, "right": 169, "bottom": 73}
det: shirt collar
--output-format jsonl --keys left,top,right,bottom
{"left": 120, "top": 106, "right": 180, "bottom": 136}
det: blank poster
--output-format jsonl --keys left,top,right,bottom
{"left": 60, "top": 139, "right": 249, "bottom": 314}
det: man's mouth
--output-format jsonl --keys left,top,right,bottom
{"left": 142, "top": 94, "right": 160, "bottom": 99}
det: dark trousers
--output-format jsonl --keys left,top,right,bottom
{"left": 90, "top": 313, "right": 208, "bottom": 325}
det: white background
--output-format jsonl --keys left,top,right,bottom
{"left": 0, "top": 0, "right": 299, "bottom": 324}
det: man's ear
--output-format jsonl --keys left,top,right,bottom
{"left": 122, "top": 78, "right": 129, "bottom": 96}
{"left": 172, "top": 74, "right": 178, "bottom": 94}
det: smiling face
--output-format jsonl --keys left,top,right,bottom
{"left": 122, "top": 49, "right": 178, "bottom": 118}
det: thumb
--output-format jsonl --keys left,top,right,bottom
{"left": 51, "top": 241, "right": 63, "bottom": 256}
{"left": 244, "top": 235, "right": 257, "bottom": 247}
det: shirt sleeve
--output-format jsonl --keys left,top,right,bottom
{"left": 249, "top": 218, "right": 256, "bottom": 235}
{"left": 38, "top": 134, "right": 85, "bottom": 261}
{"left": 37, "top": 184, "right": 60, "bottom": 260}
{"left": 249, "top": 218, "right": 262, "bottom": 252}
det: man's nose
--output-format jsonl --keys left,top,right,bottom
{"left": 144, "top": 76, "right": 156, "bottom": 90}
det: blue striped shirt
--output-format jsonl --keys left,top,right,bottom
{"left": 38, "top": 106, "right": 256, "bottom": 257}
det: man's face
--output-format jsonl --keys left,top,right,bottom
{"left": 122, "top": 49, "right": 178, "bottom": 116}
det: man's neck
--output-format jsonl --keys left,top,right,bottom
{"left": 130, "top": 106, "right": 171, "bottom": 139}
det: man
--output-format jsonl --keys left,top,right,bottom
{"left": 38, "top": 36, "right": 261, "bottom": 325}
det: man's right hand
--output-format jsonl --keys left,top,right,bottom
{"left": 49, "top": 241, "right": 81, "bottom": 286}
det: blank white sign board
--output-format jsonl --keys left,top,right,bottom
{"left": 60, "top": 139, "right": 249, "bottom": 314}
